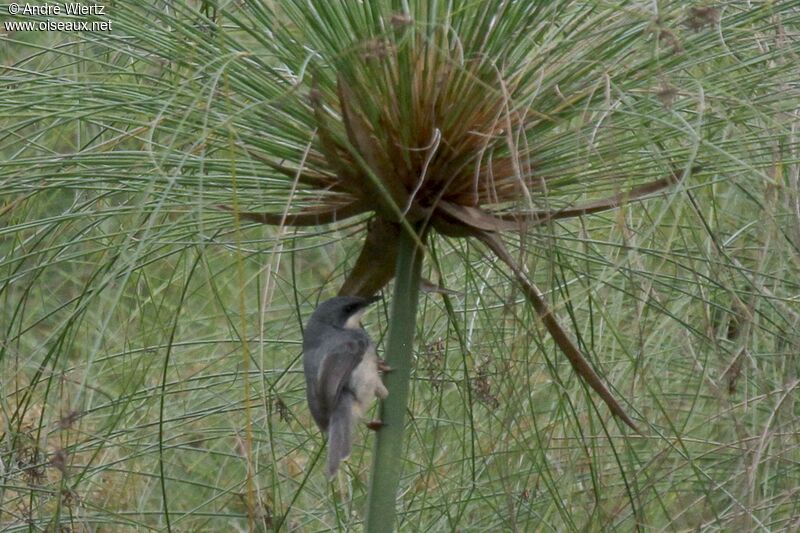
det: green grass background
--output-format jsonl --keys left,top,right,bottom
{"left": 2, "top": 1, "right": 800, "bottom": 531}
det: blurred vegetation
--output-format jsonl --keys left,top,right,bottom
{"left": 2, "top": 1, "right": 800, "bottom": 531}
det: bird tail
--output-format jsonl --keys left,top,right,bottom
{"left": 326, "top": 392, "right": 355, "bottom": 479}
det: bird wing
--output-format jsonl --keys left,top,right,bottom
{"left": 315, "top": 332, "right": 369, "bottom": 419}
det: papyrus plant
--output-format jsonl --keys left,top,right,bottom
{"left": 220, "top": 3, "right": 703, "bottom": 527}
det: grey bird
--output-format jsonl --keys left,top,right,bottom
{"left": 302, "top": 295, "right": 389, "bottom": 479}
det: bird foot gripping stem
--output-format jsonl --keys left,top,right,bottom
{"left": 377, "top": 358, "right": 393, "bottom": 374}
{"left": 365, "top": 419, "right": 386, "bottom": 431}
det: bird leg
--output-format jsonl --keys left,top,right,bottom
{"left": 377, "top": 358, "right": 392, "bottom": 374}
{"left": 365, "top": 419, "right": 385, "bottom": 431}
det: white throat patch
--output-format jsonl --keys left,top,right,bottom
{"left": 344, "top": 308, "right": 368, "bottom": 329}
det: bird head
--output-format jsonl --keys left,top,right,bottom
{"left": 310, "top": 295, "right": 381, "bottom": 330}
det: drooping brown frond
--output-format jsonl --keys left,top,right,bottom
{"left": 435, "top": 201, "right": 524, "bottom": 234}
{"left": 477, "top": 231, "right": 640, "bottom": 431}
{"left": 499, "top": 166, "right": 698, "bottom": 224}
{"left": 338, "top": 218, "right": 401, "bottom": 297}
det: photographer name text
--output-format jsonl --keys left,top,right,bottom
{"left": 9, "top": 3, "right": 104, "bottom": 16}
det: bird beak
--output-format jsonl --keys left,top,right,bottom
{"left": 365, "top": 295, "right": 382, "bottom": 305}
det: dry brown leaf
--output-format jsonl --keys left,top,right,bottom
{"left": 338, "top": 217, "right": 401, "bottom": 297}
{"left": 502, "top": 167, "right": 694, "bottom": 224}
{"left": 477, "top": 231, "right": 640, "bottom": 432}
{"left": 436, "top": 201, "right": 524, "bottom": 232}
